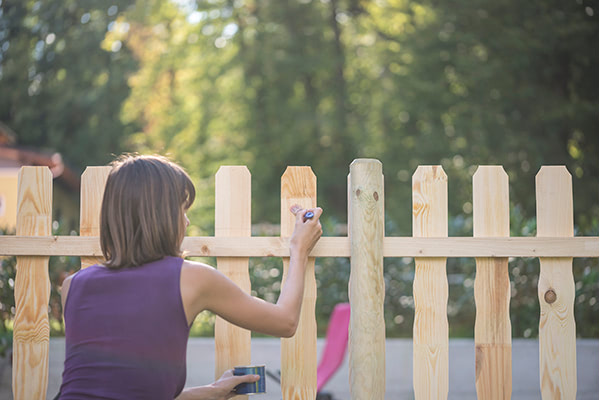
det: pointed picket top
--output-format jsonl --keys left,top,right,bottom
{"left": 473, "top": 166, "right": 509, "bottom": 237}
{"left": 536, "top": 166, "right": 573, "bottom": 237}
{"left": 215, "top": 166, "right": 251, "bottom": 237}
{"left": 412, "top": 166, "right": 447, "bottom": 237}
{"left": 80, "top": 166, "right": 111, "bottom": 268}
{"left": 215, "top": 165, "right": 251, "bottom": 181}
{"left": 280, "top": 166, "right": 316, "bottom": 236}
{"left": 80, "top": 167, "right": 111, "bottom": 237}
{"left": 281, "top": 166, "right": 316, "bottom": 197}
{"left": 16, "top": 167, "right": 53, "bottom": 235}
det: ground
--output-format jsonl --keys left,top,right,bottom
{"left": 0, "top": 338, "right": 597, "bottom": 399}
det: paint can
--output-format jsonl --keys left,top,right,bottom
{"left": 234, "top": 365, "right": 266, "bottom": 395}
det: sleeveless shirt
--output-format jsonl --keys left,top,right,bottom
{"left": 59, "top": 256, "right": 190, "bottom": 400}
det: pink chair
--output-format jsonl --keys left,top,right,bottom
{"left": 317, "top": 303, "right": 351, "bottom": 393}
{"left": 266, "top": 303, "right": 351, "bottom": 398}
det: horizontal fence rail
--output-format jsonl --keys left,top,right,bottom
{"left": 0, "top": 235, "right": 597, "bottom": 257}
{"left": 1, "top": 161, "right": 598, "bottom": 400}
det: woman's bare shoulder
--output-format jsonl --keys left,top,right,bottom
{"left": 61, "top": 271, "right": 79, "bottom": 309}
{"left": 181, "top": 259, "right": 216, "bottom": 273}
{"left": 180, "top": 260, "right": 220, "bottom": 321}
{"left": 180, "top": 259, "right": 220, "bottom": 288}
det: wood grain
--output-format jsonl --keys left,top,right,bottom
{"left": 80, "top": 166, "right": 110, "bottom": 268}
{"left": 214, "top": 167, "right": 252, "bottom": 398}
{"left": 348, "top": 159, "right": 385, "bottom": 400}
{"left": 1, "top": 235, "right": 597, "bottom": 257}
{"left": 473, "top": 166, "right": 511, "bottom": 399}
{"left": 536, "top": 166, "right": 576, "bottom": 399}
{"left": 412, "top": 166, "right": 448, "bottom": 400}
{"left": 280, "top": 167, "right": 317, "bottom": 400}
{"left": 13, "top": 167, "right": 52, "bottom": 400}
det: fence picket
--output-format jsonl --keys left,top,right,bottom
{"left": 13, "top": 167, "right": 52, "bottom": 400}
{"left": 5, "top": 161, "right": 598, "bottom": 398}
{"left": 473, "top": 166, "right": 511, "bottom": 399}
{"left": 80, "top": 167, "right": 111, "bottom": 269}
{"left": 280, "top": 167, "right": 317, "bottom": 400}
{"left": 214, "top": 166, "right": 252, "bottom": 385}
{"left": 536, "top": 166, "right": 577, "bottom": 399}
{"left": 412, "top": 166, "right": 449, "bottom": 399}
{"left": 348, "top": 159, "right": 385, "bottom": 399}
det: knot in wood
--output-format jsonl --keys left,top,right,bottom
{"left": 544, "top": 289, "right": 557, "bottom": 304}
{"left": 356, "top": 189, "right": 361, "bottom": 197}
{"left": 373, "top": 191, "right": 379, "bottom": 201}
{"left": 201, "top": 245, "right": 209, "bottom": 255}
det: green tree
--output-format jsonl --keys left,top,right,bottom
{"left": 349, "top": 0, "right": 598, "bottom": 234}
{"left": 0, "top": 0, "right": 138, "bottom": 170}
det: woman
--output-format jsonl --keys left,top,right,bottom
{"left": 58, "top": 155, "right": 322, "bottom": 399}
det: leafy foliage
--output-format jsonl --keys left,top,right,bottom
{"left": 0, "top": 254, "right": 15, "bottom": 357}
{"left": 0, "top": 0, "right": 138, "bottom": 168}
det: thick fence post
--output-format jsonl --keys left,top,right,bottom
{"left": 536, "top": 166, "right": 576, "bottom": 399}
{"left": 215, "top": 167, "right": 252, "bottom": 386}
{"left": 12, "top": 167, "right": 52, "bottom": 400}
{"left": 412, "top": 165, "right": 448, "bottom": 399}
{"left": 473, "top": 166, "right": 511, "bottom": 399}
{"left": 348, "top": 159, "right": 385, "bottom": 399}
{"left": 80, "top": 167, "right": 111, "bottom": 268}
{"left": 280, "top": 166, "right": 317, "bottom": 400}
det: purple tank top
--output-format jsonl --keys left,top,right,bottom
{"left": 59, "top": 256, "right": 190, "bottom": 400}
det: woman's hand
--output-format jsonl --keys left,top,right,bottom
{"left": 289, "top": 205, "right": 323, "bottom": 258}
{"left": 175, "top": 370, "right": 260, "bottom": 400}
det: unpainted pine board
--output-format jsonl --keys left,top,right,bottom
{"left": 80, "top": 166, "right": 110, "bottom": 268}
{"left": 214, "top": 166, "right": 252, "bottom": 391}
{"left": 412, "top": 166, "right": 448, "bottom": 400}
{"left": 536, "top": 166, "right": 577, "bottom": 399}
{"left": 1, "top": 236, "right": 598, "bottom": 258}
{"left": 280, "top": 166, "right": 317, "bottom": 400}
{"left": 13, "top": 167, "right": 52, "bottom": 400}
{"left": 473, "top": 166, "right": 512, "bottom": 400}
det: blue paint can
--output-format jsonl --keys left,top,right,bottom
{"left": 234, "top": 365, "right": 266, "bottom": 395}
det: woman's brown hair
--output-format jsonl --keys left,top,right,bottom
{"left": 100, "top": 154, "right": 196, "bottom": 269}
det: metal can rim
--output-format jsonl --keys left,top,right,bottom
{"left": 233, "top": 364, "right": 265, "bottom": 369}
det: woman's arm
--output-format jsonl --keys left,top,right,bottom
{"left": 60, "top": 273, "right": 75, "bottom": 328}
{"left": 174, "top": 369, "right": 260, "bottom": 400}
{"left": 180, "top": 206, "right": 322, "bottom": 337}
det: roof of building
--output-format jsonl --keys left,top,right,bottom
{"left": 0, "top": 122, "right": 80, "bottom": 192}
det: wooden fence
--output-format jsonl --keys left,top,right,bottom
{"left": 0, "top": 159, "right": 598, "bottom": 399}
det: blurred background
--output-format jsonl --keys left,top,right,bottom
{"left": 0, "top": 0, "right": 597, "bottom": 353}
